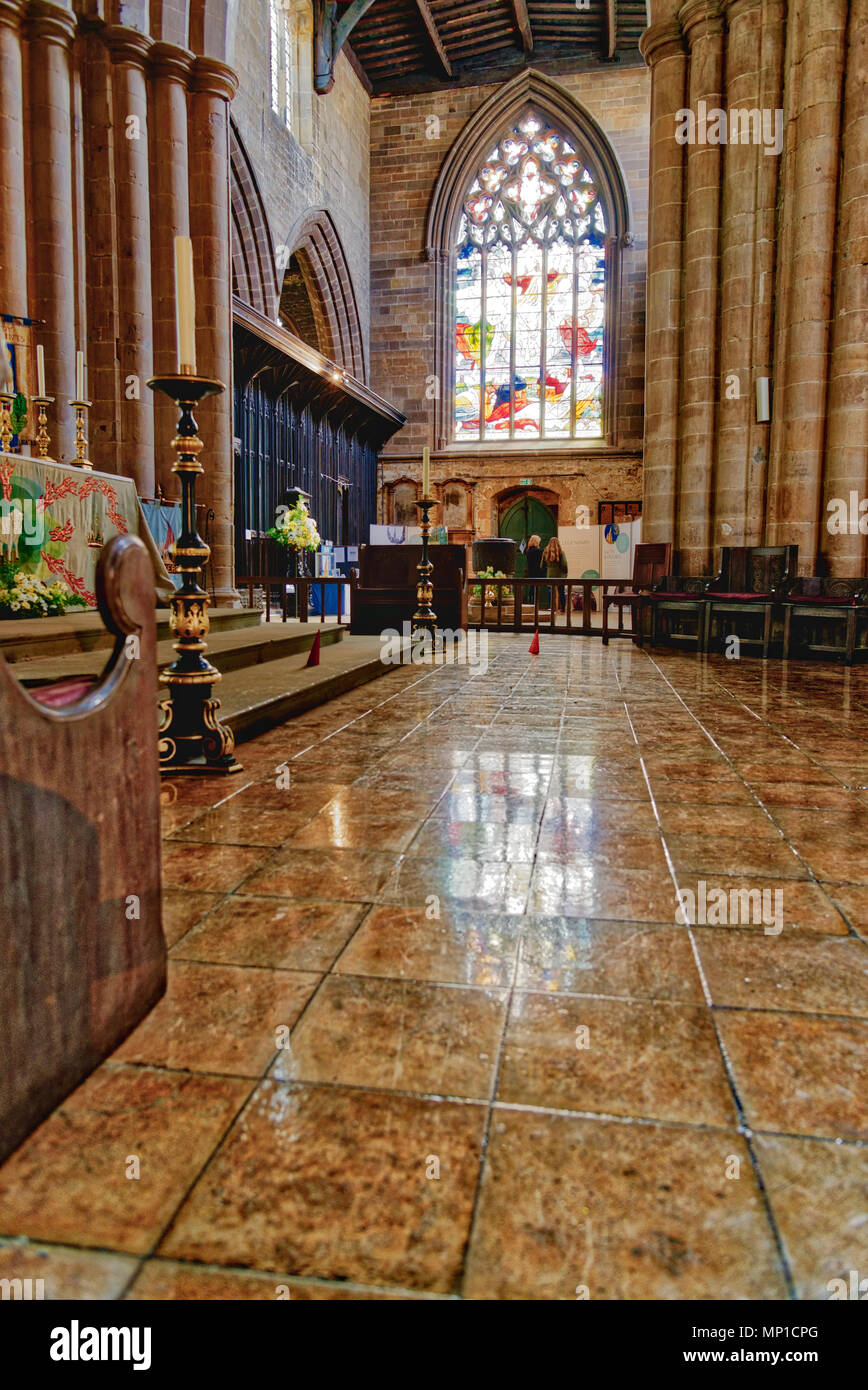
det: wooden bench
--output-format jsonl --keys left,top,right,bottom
{"left": 0, "top": 536, "right": 166, "bottom": 1163}
{"left": 350, "top": 544, "right": 468, "bottom": 635}
{"left": 782, "top": 577, "right": 868, "bottom": 664}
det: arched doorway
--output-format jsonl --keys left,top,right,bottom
{"left": 499, "top": 496, "right": 557, "bottom": 577}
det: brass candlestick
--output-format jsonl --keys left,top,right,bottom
{"left": 31, "top": 395, "right": 54, "bottom": 459}
{"left": 69, "top": 398, "right": 93, "bottom": 470}
{"left": 147, "top": 372, "right": 241, "bottom": 776}
{"left": 413, "top": 495, "right": 438, "bottom": 639}
{"left": 0, "top": 392, "right": 13, "bottom": 453}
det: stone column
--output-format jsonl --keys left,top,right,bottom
{"left": 27, "top": 0, "right": 77, "bottom": 460}
{"left": 0, "top": 1, "right": 27, "bottom": 319}
{"left": 147, "top": 40, "right": 193, "bottom": 495}
{"left": 767, "top": 0, "right": 847, "bottom": 570}
{"left": 189, "top": 56, "right": 239, "bottom": 605}
{"left": 81, "top": 31, "right": 119, "bottom": 475}
{"left": 676, "top": 0, "right": 724, "bottom": 575}
{"left": 822, "top": 0, "right": 868, "bottom": 576}
{"left": 638, "top": 18, "right": 687, "bottom": 548}
{"left": 106, "top": 25, "right": 155, "bottom": 496}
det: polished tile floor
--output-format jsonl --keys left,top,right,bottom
{"left": 1, "top": 638, "right": 867, "bottom": 1299}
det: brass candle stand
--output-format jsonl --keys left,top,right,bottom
{"left": 146, "top": 372, "right": 241, "bottom": 776}
{"left": 412, "top": 495, "right": 438, "bottom": 640}
{"left": 0, "top": 392, "right": 13, "bottom": 453}
{"left": 31, "top": 396, "right": 54, "bottom": 459}
{"left": 69, "top": 398, "right": 93, "bottom": 470}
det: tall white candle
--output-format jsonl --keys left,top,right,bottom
{"left": 1, "top": 341, "right": 13, "bottom": 391}
{"left": 75, "top": 350, "right": 85, "bottom": 400}
{"left": 422, "top": 446, "right": 430, "bottom": 497}
{"left": 174, "top": 235, "right": 197, "bottom": 372}
{"left": 36, "top": 344, "right": 46, "bottom": 397}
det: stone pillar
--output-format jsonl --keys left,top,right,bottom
{"left": 106, "top": 25, "right": 155, "bottom": 496}
{"left": 27, "top": 0, "right": 77, "bottom": 460}
{"left": 767, "top": 0, "right": 847, "bottom": 570}
{"left": 0, "top": 1, "right": 28, "bottom": 318}
{"left": 639, "top": 18, "right": 687, "bottom": 548}
{"left": 148, "top": 41, "right": 193, "bottom": 495}
{"left": 676, "top": 0, "right": 724, "bottom": 574}
{"left": 742, "top": 0, "right": 786, "bottom": 544}
{"left": 81, "top": 32, "right": 120, "bottom": 475}
{"left": 189, "top": 56, "right": 239, "bottom": 605}
{"left": 713, "top": 0, "right": 768, "bottom": 553}
{"left": 822, "top": 0, "right": 868, "bottom": 576}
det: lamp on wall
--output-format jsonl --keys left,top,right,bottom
{"left": 756, "top": 377, "right": 771, "bottom": 423}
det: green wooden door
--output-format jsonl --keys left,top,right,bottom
{"left": 499, "top": 497, "right": 556, "bottom": 577}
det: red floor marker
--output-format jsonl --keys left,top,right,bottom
{"left": 528, "top": 629, "right": 540, "bottom": 655}
{"left": 305, "top": 630, "right": 321, "bottom": 667}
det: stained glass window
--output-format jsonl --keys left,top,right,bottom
{"left": 270, "top": 0, "right": 292, "bottom": 132}
{"left": 453, "top": 108, "right": 607, "bottom": 442}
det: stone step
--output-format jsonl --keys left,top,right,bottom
{"left": 0, "top": 604, "right": 261, "bottom": 664}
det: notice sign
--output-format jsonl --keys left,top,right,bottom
{"left": 519, "top": 477, "right": 533, "bottom": 486}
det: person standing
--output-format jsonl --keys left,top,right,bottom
{"left": 542, "top": 536, "right": 568, "bottom": 613}
{"left": 524, "top": 533, "right": 543, "bottom": 607}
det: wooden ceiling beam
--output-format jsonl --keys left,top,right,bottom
{"left": 414, "top": 0, "right": 453, "bottom": 76}
{"left": 510, "top": 0, "right": 534, "bottom": 54}
{"left": 605, "top": 0, "right": 617, "bottom": 58}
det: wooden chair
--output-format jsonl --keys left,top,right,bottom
{"left": 782, "top": 578, "right": 868, "bottom": 665}
{"left": 704, "top": 545, "right": 798, "bottom": 657}
{"left": 601, "top": 542, "right": 672, "bottom": 644}
{"left": 0, "top": 536, "right": 166, "bottom": 1163}
{"left": 642, "top": 575, "right": 714, "bottom": 649}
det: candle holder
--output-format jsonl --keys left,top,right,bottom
{"left": 69, "top": 398, "right": 93, "bottom": 470}
{"left": 0, "top": 392, "right": 14, "bottom": 454}
{"left": 412, "top": 495, "right": 438, "bottom": 640}
{"left": 146, "top": 372, "right": 242, "bottom": 776}
{"left": 31, "top": 396, "right": 54, "bottom": 459}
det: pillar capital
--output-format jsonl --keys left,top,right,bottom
{"left": 640, "top": 18, "right": 686, "bottom": 66}
{"left": 0, "top": 0, "right": 26, "bottom": 33}
{"left": 149, "top": 39, "right": 195, "bottom": 83}
{"left": 26, "top": 0, "right": 75, "bottom": 46}
{"left": 104, "top": 23, "right": 152, "bottom": 68}
{"left": 190, "top": 56, "right": 238, "bottom": 102}
{"left": 678, "top": 0, "right": 725, "bottom": 44}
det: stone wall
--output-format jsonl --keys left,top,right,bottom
{"left": 230, "top": 0, "right": 371, "bottom": 369}
{"left": 368, "top": 60, "right": 651, "bottom": 532}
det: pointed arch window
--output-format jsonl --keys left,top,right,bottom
{"left": 454, "top": 108, "right": 608, "bottom": 442}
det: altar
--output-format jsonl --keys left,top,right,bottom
{"left": 0, "top": 453, "right": 174, "bottom": 607}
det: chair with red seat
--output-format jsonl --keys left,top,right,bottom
{"left": 704, "top": 545, "right": 798, "bottom": 657}
{"left": 601, "top": 542, "right": 672, "bottom": 645}
{"left": 782, "top": 577, "right": 868, "bottom": 664}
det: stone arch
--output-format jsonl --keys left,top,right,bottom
{"left": 230, "top": 121, "right": 280, "bottom": 319}
{"left": 280, "top": 209, "right": 366, "bottom": 382}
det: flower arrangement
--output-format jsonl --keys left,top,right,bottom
{"left": 0, "top": 560, "right": 89, "bottom": 618}
{"left": 471, "top": 567, "right": 507, "bottom": 604}
{"left": 267, "top": 498, "right": 321, "bottom": 552}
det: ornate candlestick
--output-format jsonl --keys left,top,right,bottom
{"left": 413, "top": 495, "right": 438, "bottom": 639}
{"left": 31, "top": 396, "right": 54, "bottom": 459}
{"left": 69, "top": 398, "right": 93, "bottom": 470}
{"left": 147, "top": 372, "right": 241, "bottom": 775}
{"left": 0, "top": 392, "right": 14, "bottom": 454}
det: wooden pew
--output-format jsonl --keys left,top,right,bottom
{"left": 0, "top": 535, "right": 167, "bottom": 1163}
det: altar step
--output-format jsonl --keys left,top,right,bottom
{"left": 9, "top": 615, "right": 395, "bottom": 744}
{"left": 0, "top": 604, "right": 261, "bottom": 665}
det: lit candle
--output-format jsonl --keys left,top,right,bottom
{"left": 422, "top": 446, "right": 430, "bottom": 497}
{"left": 174, "top": 235, "right": 197, "bottom": 372}
{"left": 36, "top": 344, "right": 46, "bottom": 397}
{"left": 75, "top": 350, "right": 85, "bottom": 401}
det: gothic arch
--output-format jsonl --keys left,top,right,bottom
{"left": 230, "top": 121, "right": 280, "bottom": 319}
{"left": 425, "top": 68, "right": 632, "bottom": 449}
{"left": 280, "top": 209, "right": 366, "bottom": 382}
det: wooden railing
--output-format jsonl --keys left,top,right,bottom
{"left": 465, "top": 576, "right": 643, "bottom": 639}
{"left": 296, "top": 573, "right": 356, "bottom": 625}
